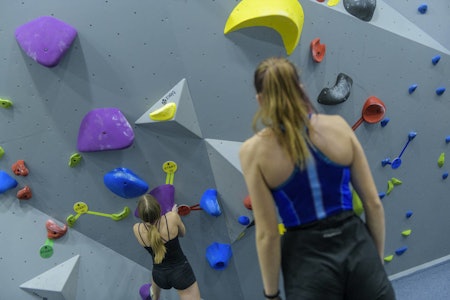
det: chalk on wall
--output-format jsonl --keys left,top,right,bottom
{"left": 224, "top": 0, "right": 304, "bottom": 55}
{"left": 15, "top": 16, "right": 78, "bottom": 68}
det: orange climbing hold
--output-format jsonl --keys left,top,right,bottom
{"left": 243, "top": 195, "right": 252, "bottom": 210}
{"left": 46, "top": 219, "right": 68, "bottom": 239}
{"left": 12, "top": 159, "right": 29, "bottom": 176}
{"left": 310, "top": 38, "right": 326, "bottom": 63}
{"left": 17, "top": 186, "right": 32, "bottom": 200}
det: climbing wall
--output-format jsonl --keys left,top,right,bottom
{"left": 0, "top": 1, "right": 449, "bottom": 299}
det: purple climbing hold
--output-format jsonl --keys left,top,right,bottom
{"left": 405, "top": 210, "right": 413, "bottom": 218}
{"left": 104, "top": 168, "right": 149, "bottom": 199}
{"left": 343, "top": 0, "right": 376, "bottom": 22}
{"left": 200, "top": 189, "right": 222, "bottom": 217}
{"left": 77, "top": 108, "right": 135, "bottom": 152}
{"left": 139, "top": 283, "right": 152, "bottom": 300}
{"left": 418, "top": 4, "right": 428, "bottom": 14}
{"left": 380, "top": 118, "right": 390, "bottom": 127}
{"left": 15, "top": 16, "right": 77, "bottom": 68}
{"left": 432, "top": 55, "right": 441, "bottom": 65}
{"left": 442, "top": 172, "right": 448, "bottom": 180}
{"left": 0, "top": 170, "right": 18, "bottom": 193}
{"left": 436, "top": 87, "right": 446, "bottom": 96}
{"left": 395, "top": 246, "right": 408, "bottom": 256}
{"left": 408, "top": 84, "right": 418, "bottom": 94}
{"left": 134, "top": 184, "right": 175, "bottom": 218}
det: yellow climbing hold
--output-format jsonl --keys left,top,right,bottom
{"left": 386, "top": 180, "right": 394, "bottom": 195}
{"left": 278, "top": 223, "right": 286, "bottom": 235}
{"left": 438, "top": 152, "right": 445, "bottom": 168}
{"left": 352, "top": 189, "right": 364, "bottom": 216}
{"left": 0, "top": 98, "right": 13, "bottom": 108}
{"left": 401, "top": 229, "right": 412, "bottom": 236}
{"left": 391, "top": 177, "right": 402, "bottom": 185}
{"left": 224, "top": 0, "right": 304, "bottom": 55}
{"left": 149, "top": 102, "right": 177, "bottom": 121}
{"left": 384, "top": 255, "right": 394, "bottom": 262}
{"left": 327, "top": 0, "right": 340, "bottom": 7}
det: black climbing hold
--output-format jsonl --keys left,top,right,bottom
{"left": 343, "top": 0, "right": 376, "bottom": 22}
{"left": 317, "top": 73, "right": 353, "bottom": 105}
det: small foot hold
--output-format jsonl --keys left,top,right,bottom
{"left": 17, "top": 186, "right": 32, "bottom": 200}
{"left": 432, "top": 55, "right": 441, "bottom": 65}
{"left": 12, "top": 160, "right": 29, "bottom": 176}
{"left": 438, "top": 152, "right": 445, "bottom": 168}
{"left": 380, "top": 118, "right": 390, "bottom": 127}
{"left": 395, "top": 246, "right": 408, "bottom": 256}
{"left": 418, "top": 4, "right": 428, "bottom": 14}
{"left": 436, "top": 87, "right": 446, "bottom": 96}
{"left": 310, "top": 38, "right": 326, "bottom": 63}
{"left": 317, "top": 73, "right": 353, "bottom": 105}
{"left": 0, "top": 98, "right": 13, "bottom": 108}
{"left": 408, "top": 84, "right": 418, "bottom": 94}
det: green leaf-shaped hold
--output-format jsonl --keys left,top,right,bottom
{"left": 438, "top": 152, "right": 445, "bottom": 168}
{"left": 69, "top": 153, "right": 82, "bottom": 167}
{"left": 0, "top": 146, "right": 4, "bottom": 159}
{"left": 0, "top": 98, "right": 13, "bottom": 108}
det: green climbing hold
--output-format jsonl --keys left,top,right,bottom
{"left": 386, "top": 180, "right": 394, "bottom": 195}
{"left": 352, "top": 189, "right": 364, "bottom": 216}
{"left": 0, "top": 98, "right": 13, "bottom": 108}
{"left": 391, "top": 177, "right": 402, "bottom": 185}
{"left": 0, "top": 146, "right": 4, "bottom": 159}
{"left": 438, "top": 152, "right": 445, "bottom": 168}
{"left": 384, "top": 255, "right": 394, "bottom": 262}
{"left": 69, "top": 153, "right": 82, "bottom": 167}
{"left": 401, "top": 229, "right": 412, "bottom": 236}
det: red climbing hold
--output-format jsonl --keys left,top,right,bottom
{"left": 12, "top": 160, "right": 29, "bottom": 176}
{"left": 17, "top": 186, "right": 32, "bottom": 200}
{"left": 310, "top": 38, "right": 326, "bottom": 63}
{"left": 243, "top": 195, "right": 252, "bottom": 210}
{"left": 46, "top": 219, "right": 68, "bottom": 239}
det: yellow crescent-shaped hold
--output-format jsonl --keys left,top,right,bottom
{"left": 224, "top": 0, "right": 305, "bottom": 55}
{"left": 149, "top": 102, "right": 177, "bottom": 121}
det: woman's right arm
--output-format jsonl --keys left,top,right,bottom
{"left": 349, "top": 131, "right": 386, "bottom": 261}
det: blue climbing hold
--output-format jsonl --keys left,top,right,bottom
{"left": 436, "top": 87, "right": 446, "bottom": 96}
{"left": 238, "top": 215, "right": 250, "bottom": 226}
{"left": 200, "top": 189, "right": 222, "bottom": 217}
{"left": 205, "top": 242, "right": 233, "bottom": 270}
{"left": 378, "top": 192, "right": 386, "bottom": 199}
{"left": 0, "top": 170, "right": 18, "bottom": 193}
{"left": 380, "top": 118, "right": 390, "bottom": 127}
{"left": 406, "top": 210, "right": 413, "bottom": 218}
{"left": 395, "top": 246, "right": 408, "bottom": 256}
{"left": 408, "top": 84, "right": 418, "bottom": 94}
{"left": 432, "top": 55, "right": 441, "bottom": 65}
{"left": 103, "top": 168, "right": 149, "bottom": 199}
{"left": 418, "top": 4, "right": 428, "bottom": 14}
{"left": 442, "top": 172, "right": 448, "bottom": 180}
{"left": 445, "top": 136, "right": 450, "bottom": 144}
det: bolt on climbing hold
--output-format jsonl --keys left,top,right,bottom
{"left": 11, "top": 159, "right": 29, "bottom": 176}
{"left": 17, "top": 186, "right": 32, "bottom": 200}
{"left": 442, "top": 172, "right": 448, "bottom": 180}
{"left": 0, "top": 98, "right": 13, "bottom": 108}
{"left": 0, "top": 146, "right": 4, "bottom": 159}
{"left": 406, "top": 210, "right": 413, "bottom": 218}
{"left": 432, "top": 55, "right": 441, "bottom": 65}
{"left": 68, "top": 153, "right": 82, "bottom": 167}
{"left": 352, "top": 96, "right": 386, "bottom": 130}
{"left": 417, "top": 3, "right": 428, "bottom": 14}
{"left": 380, "top": 118, "right": 390, "bottom": 127}
{"left": 436, "top": 87, "right": 446, "bottom": 96}
{"left": 317, "top": 73, "right": 353, "bottom": 105}
{"left": 438, "top": 152, "right": 445, "bottom": 167}
{"left": 401, "top": 229, "right": 412, "bottom": 237}
{"left": 384, "top": 255, "right": 394, "bottom": 262}
{"left": 395, "top": 246, "right": 408, "bottom": 256}
{"left": 408, "top": 84, "right": 418, "bottom": 94}
{"left": 310, "top": 38, "right": 326, "bottom": 63}
{"left": 382, "top": 131, "right": 417, "bottom": 169}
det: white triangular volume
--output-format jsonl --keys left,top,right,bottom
{"left": 205, "top": 139, "right": 243, "bottom": 173}
{"left": 373, "top": 1, "right": 449, "bottom": 54}
{"left": 135, "top": 78, "right": 203, "bottom": 138}
{"left": 20, "top": 255, "right": 80, "bottom": 300}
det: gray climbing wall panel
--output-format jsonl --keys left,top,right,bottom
{"left": 0, "top": 0, "right": 449, "bottom": 299}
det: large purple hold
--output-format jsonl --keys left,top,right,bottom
{"left": 15, "top": 16, "right": 77, "bottom": 68}
{"left": 77, "top": 108, "right": 135, "bottom": 152}
{"left": 134, "top": 184, "right": 175, "bottom": 218}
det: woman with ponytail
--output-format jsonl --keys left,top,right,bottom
{"left": 239, "top": 57, "right": 395, "bottom": 300}
{"left": 133, "top": 194, "right": 200, "bottom": 300}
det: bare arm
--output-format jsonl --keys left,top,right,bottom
{"left": 350, "top": 132, "right": 386, "bottom": 261}
{"left": 240, "top": 141, "right": 281, "bottom": 297}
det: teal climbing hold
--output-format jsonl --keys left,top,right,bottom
{"left": 0, "top": 98, "right": 13, "bottom": 108}
{"left": 0, "top": 170, "right": 18, "bottom": 193}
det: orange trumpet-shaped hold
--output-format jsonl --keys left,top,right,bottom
{"left": 310, "top": 38, "right": 326, "bottom": 63}
{"left": 46, "top": 219, "right": 68, "bottom": 239}
{"left": 17, "top": 186, "right": 32, "bottom": 200}
{"left": 12, "top": 160, "right": 29, "bottom": 176}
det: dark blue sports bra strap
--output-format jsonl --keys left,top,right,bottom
{"left": 164, "top": 214, "right": 170, "bottom": 240}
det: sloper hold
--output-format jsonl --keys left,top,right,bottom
{"left": 343, "top": 0, "right": 376, "bottom": 22}
{"left": 104, "top": 168, "right": 149, "bottom": 199}
{"left": 224, "top": 0, "right": 304, "bottom": 55}
{"left": 0, "top": 170, "right": 18, "bottom": 193}
{"left": 317, "top": 73, "right": 353, "bottom": 105}
{"left": 15, "top": 16, "right": 77, "bottom": 68}
{"left": 135, "top": 78, "right": 203, "bottom": 138}
{"left": 20, "top": 255, "right": 80, "bottom": 300}
{"left": 200, "top": 188, "right": 222, "bottom": 217}
{"left": 77, "top": 108, "right": 135, "bottom": 152}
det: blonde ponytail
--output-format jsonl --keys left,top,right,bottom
{"left": 147, "top": 224, "right": 167, "bottom": 264}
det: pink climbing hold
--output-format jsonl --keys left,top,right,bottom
{"left": 77, "top": 108, "right": 135, "bottom": 152}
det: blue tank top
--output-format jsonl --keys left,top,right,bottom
{"left": 271, "top": 144, "right": 353, "bottom": 228}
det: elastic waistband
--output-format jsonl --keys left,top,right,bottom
{"left": 286, "top": 210, "right": 355, "bottom": 232}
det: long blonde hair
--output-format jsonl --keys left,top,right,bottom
{"left": 137, "top": 194, "right": 167, "bottom": 263}
{"left": 253, "top": 57, "right": 314, "bottom": 168}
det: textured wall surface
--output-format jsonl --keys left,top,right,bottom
{"left": 0, "top": 0, "right": 449, "bottom": 299}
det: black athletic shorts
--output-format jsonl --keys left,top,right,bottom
{"left": 152, "top": 260, "right": 196, "bottom": 290}
{"left": 281, "top": 212, "right": 396, "bottom": 300}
